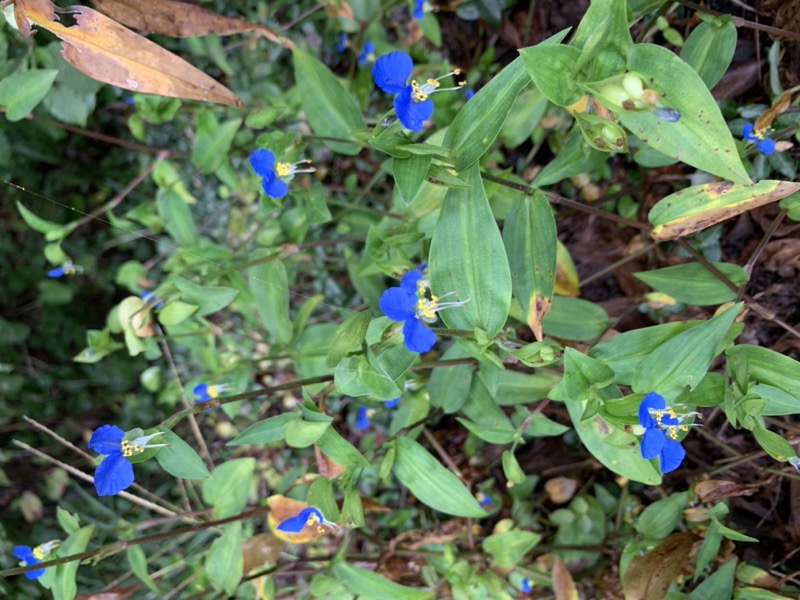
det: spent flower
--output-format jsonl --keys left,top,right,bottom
{"left": 379, "top": 265, "right": 467, "bottom": 353}
{"left": 372, "top": 52, "right": 464, "bottom": 132}
{"left": 249, "top": 148, "right": 314, "bottom": 199}
{"left": 89, "top": 425, "right": 166, "bottom": 496}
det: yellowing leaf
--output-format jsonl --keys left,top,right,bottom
{"left": 649, "top": 180, "right": 800, "bottom": 241}
{"left": 16, "top": 0, "right": 243, "bottom": 106}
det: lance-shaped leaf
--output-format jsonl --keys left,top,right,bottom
{"left": 588, "top": 44, "right": 749, "bottom": 184}
{"left": 502, "top": 191, "right": 557, "bottom": 340}
{"left": 16, "top": 0, "right": 243, "bottom": 106}
{"left": 91, "top": 0, "right": 288, "bottom": 47}
{"left": 649, "top": 180, "right": 800, "bottom": 241}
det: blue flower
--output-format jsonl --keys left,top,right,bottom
{"left": 379, "top": 266, "right": 466, "bottom": 353}
{"left": 742, "top": 123, "right": 775, "bottom": 155}
{"left": 277, "top": 507, "right": 328, "bottom": 533}
{"left": 12, "top": 541, "right": 58, "bottom": 580}
{"left": 372, "top": 52, "right": 464, "bottom": 132}
{"left": 355, "top": 406, "right": 373, "bottom": 430}
{"left": 249, "top": 149, "right": 314, "bottom": 200}
{"left": 88, "top": 425, "right": 166, "bottom": 496}
{"left": 193, "top": 382, "right": 230, "bottom": 404}
{"left": 413, "top": 0, "right": 428, "bottom": 19}
{"left": 337, "top": 33, "right": 347, "bottom": 53}
{"left": 637, "top": 392, "right": 693, "bottom": 474}
{"left": 476, "top": 492, "right": 492, "bottom": 508}
{"left": 46, "top": 261, "right": 78, "bottom": 278}
{"left": 139, "top": 291, "right": 163, "bottom": 309}
{"left": 464, "top": 88, "right": 475, "bottom": 101}
{"left": 359, "top": 40, "right": 375, "bottom": 66}
{"left": 521, "top": 577, "right": 531, "bottom": 593}
{"left": 384, "top": 397, "right": 400, "bottom": 408}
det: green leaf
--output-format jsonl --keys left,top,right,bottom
{"left": 542, "top": 296, "right": 609, "bottom": 342}
{"left": 502, "top": 450, "right": 526, "bottom": 485}
{"left": 332, "top": 561, "right": 433, "bottom": 600}
{"left": 16, "top": 201, "right": 69, "bottom": 240}
{"left": 393, "top": 153, "right": 432, "bottom": 204}
{"left": 158, "top": 301, "right": 198, "bottom": 326}
{"left": 726, "top": 345, "right": 800, "bottom": 398}
{"left": 695, "top": 519, "right": 723, "bottom": 578}
{"left": 316, "top": 426, "right": 370, "bottom": 470}
{"left": 570, "top": 0, "right": 633, "bottom": 79}
{"left": 307, "top": 477, "right": 341, "bottom": 522}
{"left": 521, "top": 45, "right": 583, "bottom": 107}
{"left": 649, "top": 180, "right": 800, "bottom": 242}
{"left": 444, "top": 57, "right": 529, "bottom": 170}
{"left": 326, "top": 310, "right": 371, "bottom": 368}
{"left": 483, "top": 530, "right": 542, "bottom": 568}
{"left": 681, "top": 18, "right": 737, "bottom": 89}
{"left": 227, "top": 413, "right": 298, "bottom": 446}
{"left": 127, "top": 545, "right": 160, "bottom": 595}
{"left": 635, "top": 492, "right": 689, "bottom": 540}
{"left": 752, "top": 423, "right": 794, "bottom": 462}
{"left": 156, "top": 429, "right": 211, "bottom": 480}
{"left": 632, "top": 303, "right": 740, "bottom": 400}
{"left": 503, "top": 190, "right": 557, "bottom": 339}
{"left": 248, "top": 253, "right": 292, "bottom": 344}
{"left": 428, "top": 344, "right": 474, "bottom": 413}
{"left": 56, "top": 507, "right": 80, "bottom": 535}
{"left": 533, "top": 128, "right": 607, "bottom": 186}
{"left": 172, "top": 276, "right": 238, "bottom": 316}
{"left": 0, "top": 69, "right": 58, "bottom": 121}
{"left": 191, "top": 114, "right": 242, "bottom": 174}
{"left": 293, "top": 48, "right": 365, "bottom": 155}
{"left": 50, "top": 524, "right": 94, "bottom": 600}
{"left": 549, "top": 347, "right": 615, "bottom": 403}
{"left": 429, "top": 163, "right": 511, "bottom": 339}
{"left": 156, "top": 188, "right": 198, "bottom": 247}
{"left": 589, "top": 44, "right": 750, "bottom": 185}
{"left": 285, "top": 418, "right": 332, "bottom": 448}
{"left": 634, "top": 262, "right": 747, "bottom": 305}
{"left": 203, "top": 458, "right": 255, "bottom": 519}
{"left": 392, "top": 437, "right": 486, "bottom": 518}
{"left": 748, "top": 384, "right": 800, "bottom": 416}
{"left": 500, "top": 87, "right": 549, "bottom": 148}
{"left": 686, "top": 557, "right": 736, "bottom": 600}
{"left": 206, "top": 522, "right": 243, "bottom": 596}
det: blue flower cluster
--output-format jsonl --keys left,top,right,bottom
{"left": 89, "top": 425, "right": 166, "bottom": 496}
{"left": 372, "top": 52, "right": 464, "bottom": 132}
{"left": 637, "top": 392, "right": 695, "bottom": 474}
{"left": 742, "top": 123, "right": 775, "bottom": 155}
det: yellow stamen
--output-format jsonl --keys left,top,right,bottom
{"left": 275, "top": 162, "right": 291, "bottom": 177}
{"left": 417, "top": 297, "right": 439, "bottom": 319}
{"left": 121, "top": 439, "right": 145, "bottom": 457}
{"left": 426, "top": 78, "right": 440, "bottom": 88}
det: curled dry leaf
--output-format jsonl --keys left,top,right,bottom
{"left": 544, "top": 477, "right": 579, "bottom": 504}
{"left": 91, "top": 0, "right": 290, "bottom": 48}
{"left": 16, "top": 0, "right": 243, "bottom": 107}
{"left": 694, "top": 479, "right": 764, "bottom": 504}
{"left": 623, "top": 532, "right": 698, "bottom": 600}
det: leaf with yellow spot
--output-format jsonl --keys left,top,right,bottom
{"left": 15, "top": 0, "right": 243, "bottom": 106}
{"left": 554, "top": 241, "right": 580, "bottom": 296}
{"left": 649, "top": 180, "right": 800, "bottom": 241}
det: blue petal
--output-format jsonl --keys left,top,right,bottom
{"left": 403, "top": 317, "right": 436, "bottom": 353}
{"left": 46, "top": 266, "right": 65, "bottom": 278}
{"left": 277, "top": 507, "right": 325, "bottom": 533}
{"left": 193, "top": 382, "right": 210, "bottom": 402}
{"left": 88, "top": 424, "right": 124, "bottom": 455}
{"left": 249, "top": 149, "right": 276, "bottom": 177}
{"left": 373, "top": 52, "right": 413, "bottom": 94}
{"left": 641, "top": 427, "right": 666, "bottom": 460}
{"left": 379, "top": 286, "right": 417, "bottom": 322}
{"left": 742, "top": 123, "right": 755, "bottom": 141}
{"left": 384, "top": 398, "right": 400, "bottom": 408}
{"left": 355, "top": 406, "right": 371, "bottom": 430}
{"left": 25, "top": 566, "right": 46, "bottom": 580}
{"left": 660, "top": 438, "right": 685, "bottom": 473}
{"left": 638, "top": 392, "right": 665, "bottom": 429}
{"left": 394, "top": 88, "right": 433, "bottom": 132}
{"left": 660, "top": 412, "right": 680, "bottom": 427}
{"left": 521, "top": 577, "right": 531, "bottom": 593}
{"left": 413, "top": 0, "right": 425, "bottom": 19}
{"left": 758, "top": 138, "right": 776, "bottom": 155}
{"left": 13, "top": 546, "right": 35, "bottom": 561}
{"left": 94, "top": 451, "right": 134, "bottom": 496}
{"left": 264, "top": 175, "right": 289, "bottom": 199}
{"left": 400, "top": 269, "right": 423, "bottom": 293}
{"left": 337, "top": 33, "right": 347, "bottom": 53}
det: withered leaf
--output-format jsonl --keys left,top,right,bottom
{"left": 552, "top": 557, "right": 579, "bottom": 600}
{"left": 695, "top": 479, "right": 763, "bottom": 504}
{"left": 16, "top": 0, "right": 243, "bottom": 107}
{"left": 91, "top": 0, "right": 290, "bottom": 48}
{"left": 623, "top": 532, "right": 698, "bottom": 600}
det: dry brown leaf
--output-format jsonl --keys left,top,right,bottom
{"left": 623, "top": 532, "right": 698, "bottom": 600}
{"left": 16, "top": 0, "right": 243, "bottom": 106}
{"left": 552, "top": 556, "right": 579, "bottom": 600}
{"left": 694, "top": 479, "right": 763, "bottom": 504}
{"left": 91, "top": 0, "right": 290, "bottom": 48}
{"left": 544, "top": 477, "right": 579, "bottom": 504}
{"left": 314, "top": 444, "right": 347, "bottom": 480}
{"left": 241, "top": 532, "right": 283, "bottom": 574}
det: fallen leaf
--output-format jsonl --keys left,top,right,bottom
{"left": 16, "top": 0, "right": 243, "bottom": 106}
{"left": 694, "top": 479, "right": 763, "bottom": 504}
{"left": 91, "top": 0, "right": 290, "bottom": 48}
{"left": 623, "top": 532, "right": 698, "bottom": 600}
{"left": 241, "top": 533, "right": 283, "bottom": 574}
{"left": 552, "top": 556, "right": 579, "bottom": 600}
{"left": 544, "top": 477, "right": 579, "bottom": 504}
